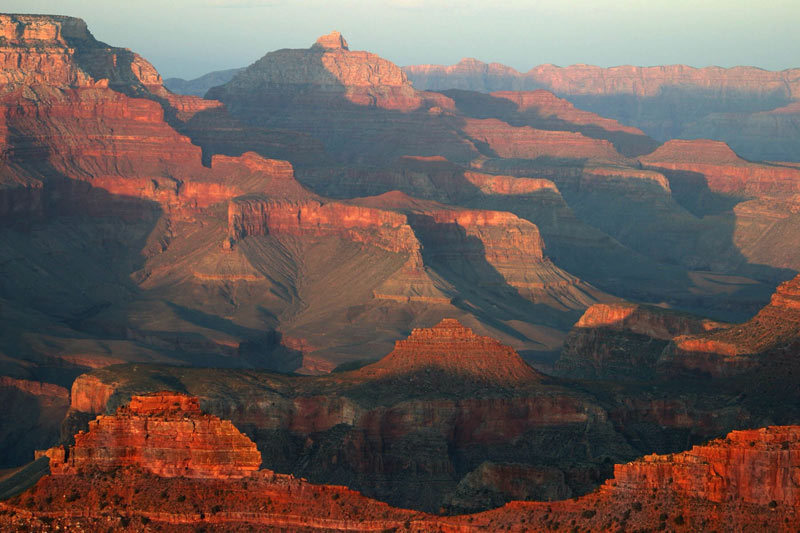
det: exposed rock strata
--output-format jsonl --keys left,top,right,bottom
{"left": 556, "top": 303, "right": 728, "bottom": 379}
{"left": 662, "top": 274, "right": 800, "bottom": 376}
{"left": 3, "top": 426, "right": 798, "bottom": 531}
{"left": 356, "top": 319, "right": 542, "bottom": 384}
{"left": 47, "top": 391, "right": 261, "bottom": 478}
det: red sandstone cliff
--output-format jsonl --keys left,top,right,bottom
{"left": 556, "top": 303, "right": 728, "bottom": 380}
{"left": 462, "top": 117, "right": 626, "bottom": 162}
{"left": 46, "top": 391, "right": 261, "bottom": 479}
{"left": 4, "top": 418, "right": 799, "bottom": 531}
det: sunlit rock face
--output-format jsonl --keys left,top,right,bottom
{"left": 46, "top": 391, "right": 261, "bottom": 479}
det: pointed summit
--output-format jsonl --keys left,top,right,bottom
{"left": 356, "top": 319, "right": 542, "bottom": 385}
{"left": 313, "top": 30, "right": 349, "bottom": 50}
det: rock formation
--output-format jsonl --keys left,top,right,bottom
{"left": 356, "top": 318, "right": 542, "bottom": 384}
{"left": 0, "top": 377, "right": 69, "bottom": 467}
{"left": 3, "top": 423, "right": 799, "bottom": 531}
{"left": 445, "top": 89, "right": 659, "bottom": 157}
{"left": 61, "top": 324, "right": 636, "bottom": 513}
{"left": 662, "top": 273, "right": 800, "bottom": 376}
{"left": 405, "top": 59, "right": 800, "bottom": 161}
{"left": 46, "top": 391, "right": 261, "bottom": 478}
{"left": 462, "top": 117, "right": 627, "bottom": 162}
{"left": 556, "top": 303, "right": 728, "bottom": 379}
{"left": 640, "top": 138, "right": 800, "bottom": 196}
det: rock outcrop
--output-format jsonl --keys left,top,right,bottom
{"left": 556, "top": 303, "right": 728, "bottom": 379}
{"left": 227, "top": 197, "right": 419, "bottom": 254}
{"left": 662, "top": 274, "right": 800, "bottom": 376}
{"left": 445, "top": 89, "right": 659, "bottom": 157}
{"left": 356, "top": 318, "right": 542, "bottom": 384}
{"left": 405, "top": 59, "right": 800, "bottom": 161}
{"left": 640, "top": 139, "right": 800, "bottom": 196}
{"left": 610, "top": 426, "right": 800, "bottom": 506}
{"left": 462, "top": 117, "right": 626, "bottom": 162}
{"left": 0, "top": 377, "right": 69, "bottom": 467}
{"left": 46, "top": 391, "right": 261, "bottom": 478}
{"left": 4, "top": 425, "right": 799, "bottom": 531}
{"left": 62, "top": 330, "right": 635, "bottom": 513}
{"left": 205, "top": 32, "right": 478, "bottom": 163}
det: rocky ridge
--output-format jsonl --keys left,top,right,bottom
{"left": 2, "top": 421, "right": 798, "bottom": 531}
{"left": 663, "top": 273, "right": 800, "bottom": 376}
{"left": 43, "top": 391, "right": 261, "bottom": 479}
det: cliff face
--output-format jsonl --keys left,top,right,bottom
{"left": 662, "top": 274, "right": 800, "bottom": 376}
{"left": 405, "top": 59, "right": 800, "bottom": 161}
{"left": 0, "top": 13, "right": 312, "bottom": 215}
{"left": 462, "top": 117, "right": 626, "bottom": 162}
{"left": 47, "top": 391, "right": 261, "bottom": 478}
{"left": 444, "top": 89, "right": 659, "bottom": 157}
{"left": 227, "top": 197, "right": 419, "bottom": 254}
{"left": 640, "top": 139, "right": 800, "bottom": 196}
{"left": 556, "top": 303, "right": 728, "bottom": 380}
{"left": 206, "top": 32, "right": 479, "bottom": 164}
{"left": 4, "top": 422, "right": 799, "bottom": 531}
{"left": 0, "top": 377, "right": 69, "bottom": 467}
{"left": 216, "top": 30, "right": 422, "bottom": 112}
{"left": 611, "top": 426, "right": 800, "bottom": 506}
{"left": 63, "top": 321, "right": 635, "bottom": 513}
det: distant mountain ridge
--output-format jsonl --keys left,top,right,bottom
{"left": 164, "top": 67, "right": 243, "bottom": 96}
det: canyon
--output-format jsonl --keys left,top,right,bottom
{"left": 405, "top": 60, "right": 800, "bottom": 162}
{"left": 1, "top": 11, "right": 800, "bottom": 532}
{"left": 1, "top": 393, "right": 797, "bottom": 531}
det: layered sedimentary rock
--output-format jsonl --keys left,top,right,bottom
{"left": 406, "top": 209, "right": 600, "bottom": 308}
{"left": 46, "top": 391, "right": 261, "bottom": 478}
{"left": 63, "top": 322, "right": 635, "bottom": 512}
{"left": 405, "top": 59, "right": 800, "bottom": 160}
{"left": 462, "top": 118, "right": 626, "bottom": 162}
{"left": 3, "top": 425, "right": 798, "bottom": 531}
{"left": 227, "top": 197, "right": 418, "bottom": 254}
{"left": 0, "top": 377, "right": 69, "bottom": 467}
{"left": 640, "top": 139, "right": 800, "bottom": 196}
{"left": 445, "top": 89, "right": 659, "bottom": 157}
{"left": 556, "top": 303, "right": 728, "bottom": 379}
{"left": 215, "top": 30, "right": 422, "bottom": 111}
{"left": 206, "top": 32, "right": 477, "bottom": 163}
{"left": 662, "top": 274, "right": 800, "bottom": 376}
{"left": 357, "top": 318, "right": 542, "bottom": 384}
{"left": 681, "top": 101, "right": 800, "bottom": 162}
{"left": 610, "top": 426, "right": 800, "bottom": 506}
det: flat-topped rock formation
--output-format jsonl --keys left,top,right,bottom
{"left": 5, "top": 424, "right": 800, "bottom": 531}
{"left": 611, "top": 426, "right": 800, "bottom": 506}
{"left": 356, "top": 318, "right": 542, "bottom": 384}
{"left": 444, "top": 88, "right": 659, "bottom": 157}
{"left": 640, "top": 139, "right": 800, "bottom": 196}
{"left": 44, "top": 391, "right": 261, "bottom": 479}
{"left": 405, "top": 59, "right": 800, "bottom": 161}
{"left": 208, "top": 30, "right": 421, "bottom": 111}
{"left": 227, "top": 197, "right": 419, "bottom": 254}
{"left": 462, "top": 117, "right": 627, "bottom": 162}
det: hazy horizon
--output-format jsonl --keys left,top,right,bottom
{"left": 3, "top": 0, "right": 798, "bottom": 80}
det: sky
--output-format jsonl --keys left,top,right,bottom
{"left": 4, "top": 0, "right": 798, "bottom": 80}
